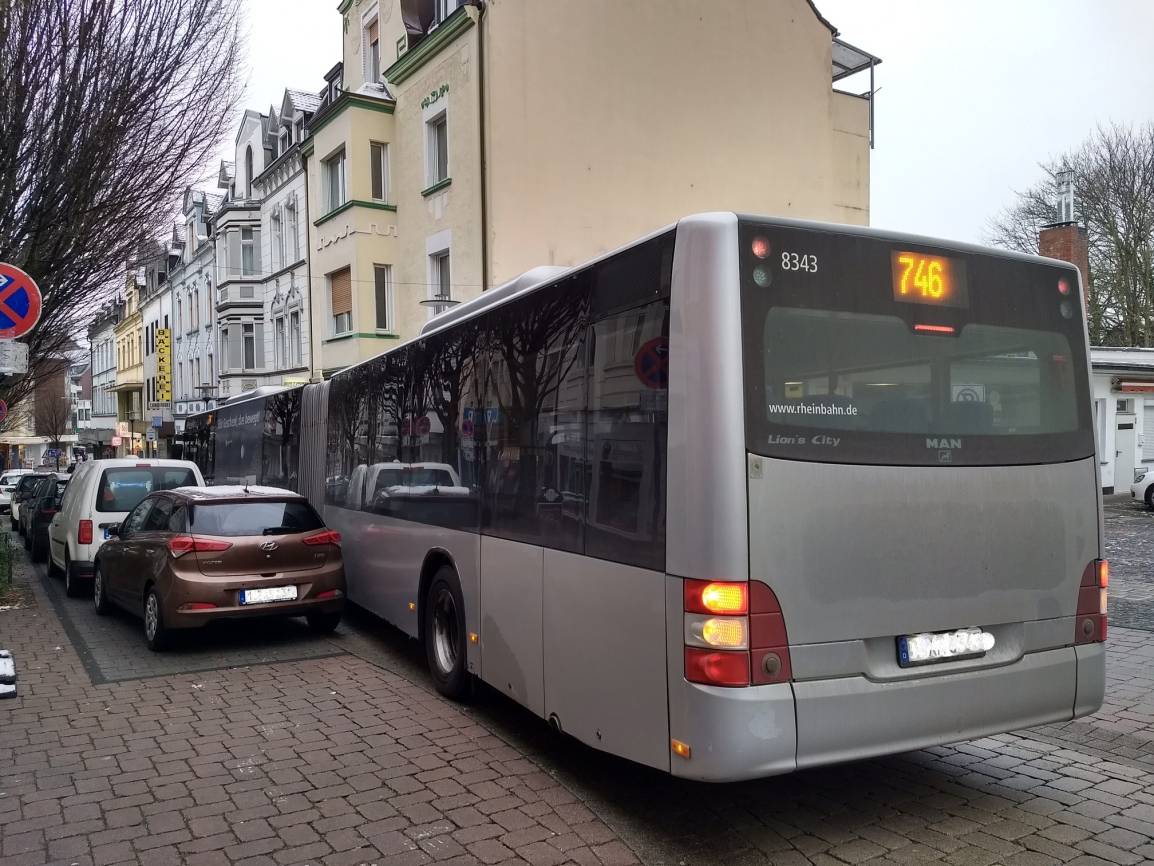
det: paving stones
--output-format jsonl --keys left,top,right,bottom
{"left": 3, "top": 512, "right": 1154, "bottom": 866}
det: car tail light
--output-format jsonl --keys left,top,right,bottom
{"left": 78, "top": 520, "right": 93, "bottom": 545}
{"left": 1075, "top": 559, "right": 1108, "bottom": 644}
{"left": 302, "top": 529, "right": 341, "bottom": 546}
{"left": 316, "top": 589, "right": 343, "bottom": 600}
{"left": 168, "top": 535, "right": 233, "bottom": 557}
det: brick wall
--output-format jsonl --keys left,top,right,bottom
{"left": 1038, "top": 222, "right": 1090, "bottom": 307}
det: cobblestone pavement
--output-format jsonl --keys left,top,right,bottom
{"left": 1104, "top": 495, "right": 1154, "bottom": 630}
{"left": 2, "top": 518, "right": 1154, "bottom": 866}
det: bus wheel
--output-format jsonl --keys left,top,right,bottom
{"left": 424, "top": 566, "right": 469, "bottom": 700}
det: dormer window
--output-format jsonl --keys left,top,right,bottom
{"left": 244, "top": 145, "right": 253, "bottom": 199}
{"left": 280, "top": 127, "right": 290, "bottom": 150}
{"left": 366, "top": 16, "right": 380, "bottom": 83}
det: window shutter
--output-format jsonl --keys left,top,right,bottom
{"left": 253, "top": 229, "right": 262, "bottom": 272}
{"left": 368, "top": 18, "right": 379, "bottom": 41}
{"left": 330, "top": 268, "right": 352, "bottom": 316}
{"left": 255, "top": 323, "right": 265, "bottom": 368}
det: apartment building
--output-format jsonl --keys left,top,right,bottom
{"left": 171, "top": 188, "right": 221, "bottom": 427}
{"left": 304, "top": 0, "right": 878, "bottom": 377}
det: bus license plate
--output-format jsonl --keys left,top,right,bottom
{"left": 239, "top": 586, "right": 297, "bottom": 605}
{"left": 897, "top": 627, "right": 995, "bottom": 668}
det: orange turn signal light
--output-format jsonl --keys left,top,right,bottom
{"left": 685, "top": 580, "right": 748, "bottom": 615}
{"left": 671, "top": 739, "right": 692, "bottom": 759}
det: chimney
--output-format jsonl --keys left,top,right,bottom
{"left": 1038, "top": 169, "right": 1090, "bottom": 308}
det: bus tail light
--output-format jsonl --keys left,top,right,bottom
{"left": 683, "top": 579, "right": 749, "bottom": 687}
{"left": 1075, "top": 559, "right": 1108, "bottom": 645}
{"left": 78, "top": 520, "right": 93, "bottom": 545}
{"left": 750, "top": 581, "right": 793, "bottom": 684}
{"left": 685, "top": 647, "right": 750, "bottom": 687}
{"left": 684, "top": 580, "right": 748, "bottom": 615}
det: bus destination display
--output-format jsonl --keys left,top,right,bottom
{"left": 891, "top": 250, "right": 969, "bottom": 308}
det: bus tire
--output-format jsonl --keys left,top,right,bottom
{"left": 424, "top": 565, "right": 470, "bottom": 700}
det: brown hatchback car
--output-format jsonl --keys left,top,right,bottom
{"left": 92, "top": 486, "right": 345, "bottom": 650}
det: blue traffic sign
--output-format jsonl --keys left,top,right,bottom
{"left": 0, "top": 264, "right": 42, "bottom": 338}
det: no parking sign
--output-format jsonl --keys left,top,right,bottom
{"left": 0, "top": 264, "right": 42, "bottom": 339}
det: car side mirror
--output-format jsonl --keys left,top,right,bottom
{"left": 107, "top": 524, "right": 120, "bottom": 538}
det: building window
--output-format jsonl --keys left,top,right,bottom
{"left": 275, "top": 317, "right": 286, "bottom": 369}
{"left": 329, "top": 268, "right": 352, "bottom": 336}
{"left": 370, "top": 142, "right": 389, "bottom": 202}
{"left": 365, "top": 16, "right": 380, "bottom": 83}
{"left": 324, "top": 149, "right": 347, "bottom": 212}
{"left": 286, "top": 200, "right": 299, "bottom": 262}
{"left": 175, "top": 298, "right": 182, "bottom": 334}
{"left": 426, "top": 113, "right": 448, "bottom": 187}
{"left": 289, "top": 311, "right": 302, "bottom": 366}
{"left": 280, "top": 127, "right": 290, "bottom": 151}
{"left": 270, "top": 208, "right": 283, "bottom": 272}
{"left": 428, "top": 250, "right": 451, "bottom": 318}
{"left": 374, "top": 265, "right": 393, "bottom": 331}
{"left": 241, "top": 227, "right": 260, "bottom": 275}
{"left": 435, "top": 0, "right": 461, "bottom": 25}
{"left": 243, "top": 323, "right": 256, "bottom": 369}
{"left": 245, "top": 145, "right": 254, "bottom": 199}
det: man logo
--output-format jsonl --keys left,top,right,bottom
{"left": 927, "top": 438, "right": 962, "bottom": 450}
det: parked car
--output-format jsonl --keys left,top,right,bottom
{"left": 0, "top": 469, "right": 33, "bottom": 518}
{"left": 1132, "top": 469, "right": 1154, "bottom": 507}
{"left": 46, "top": 459, "right": 204, "bottom": 597}
{"left": 93, "top": 485, "right": 345, "bottom": 650}
{"left": 11, "top": 472, "right": 53, "bottom": 534}
{"left": 23, "top": 474, "right": 69, "bottom": 562}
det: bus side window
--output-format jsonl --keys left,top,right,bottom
{"left": 584, "top": 299, "right": 670, "bottom": 572}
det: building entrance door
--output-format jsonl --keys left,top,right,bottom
{"left": 1116, "top": 415, "right": 1137, "bottom": 488}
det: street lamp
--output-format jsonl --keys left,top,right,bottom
{"left": 127, "top": 409, "right": 139, "bottom": 458}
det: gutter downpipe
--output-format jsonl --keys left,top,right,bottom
{"left": 475, "top": 0, "right": 489, "bottom": 293}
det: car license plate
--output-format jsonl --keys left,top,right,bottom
{"left": 239, "top": 586, "right": 297, "bottom": 605}
{"left": 897, "top": 627, "right": 995, "bottom": 668}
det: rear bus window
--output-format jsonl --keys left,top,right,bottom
{"left": 188, "top": 501, "right": 323, "bottom": 537}
{"left": 96, "top": 468, "right": 197, "bottom": 512}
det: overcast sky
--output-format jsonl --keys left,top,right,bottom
{"left": 234, "top": 0, "right": 1154, "bottom": 246}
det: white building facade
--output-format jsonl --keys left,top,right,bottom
{"left": 87, "top": 304, "right": 119, "bottom": 456}
{"left": 252, "top": 89, "right": 317, "bottom": 387}
{"left": 1090, "top": 347, "right": 1154, "bottom": 494}
{"left": 171, "top": 189, "right": 220, "bottom": 429}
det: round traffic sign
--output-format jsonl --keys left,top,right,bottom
{"left": 0, "top": 264, "right": 42, "bottom": 339}
{"left": 634, "top": 337, "right": 669, "bottom": 390}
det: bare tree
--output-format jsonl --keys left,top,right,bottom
{"left": 35, "top": 389, "right": 72, "bottom": 471}
{"left": 0, "top": 0, "right": 245, "bottom": 412}
{"left": 988, "top": 123, "right": 1154, "bottom": 345}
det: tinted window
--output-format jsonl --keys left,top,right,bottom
{"left": 390, "top": 324, "right": 482, "bottom": 530}
{"left": 121, "top": 500, "right": 153, "bottom": 535}
{"left": 15, "top": 475, "right": 45, "bottom": 497}
{"left": 142, "top": 497, "right": 174, "bottom": 531}
{"left": 584, "top": 300, "right": 669, "bottom": 571}
{"left": 169, "top": 505, "right": 189, "bottom": 533}
{"left": 96, "top": 467, "right": 197, "bottom": 513}
{"left": 182, "top": 416, "right": 215, "bottom": 484}
{"left": 481, "top": 275, "right": 589, "bottom": 551}
{"left": 739, "top": 222, "right": 1094, "bottom": 466}
{"left": 49, "top": 480, "right": 68, "bottom": 507}
{"left": 262, "top": 390, "right": 302, "bottom": 490}
{"left": 189, "top": 500, "right": 323, "bottom": 537}
{"left": 213, "top": 403, "right": 263, "bottom": 485}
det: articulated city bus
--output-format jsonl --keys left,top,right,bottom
{"left": 185, "top": 214, "right": 1106, "bottom": 781}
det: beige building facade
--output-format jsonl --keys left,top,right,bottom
{"left": 306, "top": 0, "right": 876, "bottom": 377}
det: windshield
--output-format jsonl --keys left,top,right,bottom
{"left": 97, "top": 467, "right": 197, "bottom": 512}
{"left": 740, "top": 223, "right": 1094, "bottom": 466}
{"left": 189, "top": 500, "right": 323, "bottom": 537}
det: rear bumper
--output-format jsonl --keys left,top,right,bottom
{"left": 670, "top": 646, "right": 1098, "bottom": 782}
{"left": 793, "top": 646, "right": 1084, "bottom": 770}
{"left": 166, "top": 597, "right": 345, "bottom": 629}
{"left": 69, "top": 560, "right": 96, "bottom": 579}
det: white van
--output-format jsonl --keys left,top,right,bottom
{"left": 47, "top": 459, "right": 204, "bottom": 596}
{"left": 1, "top": 469, "right": 34, "bottom": 521}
